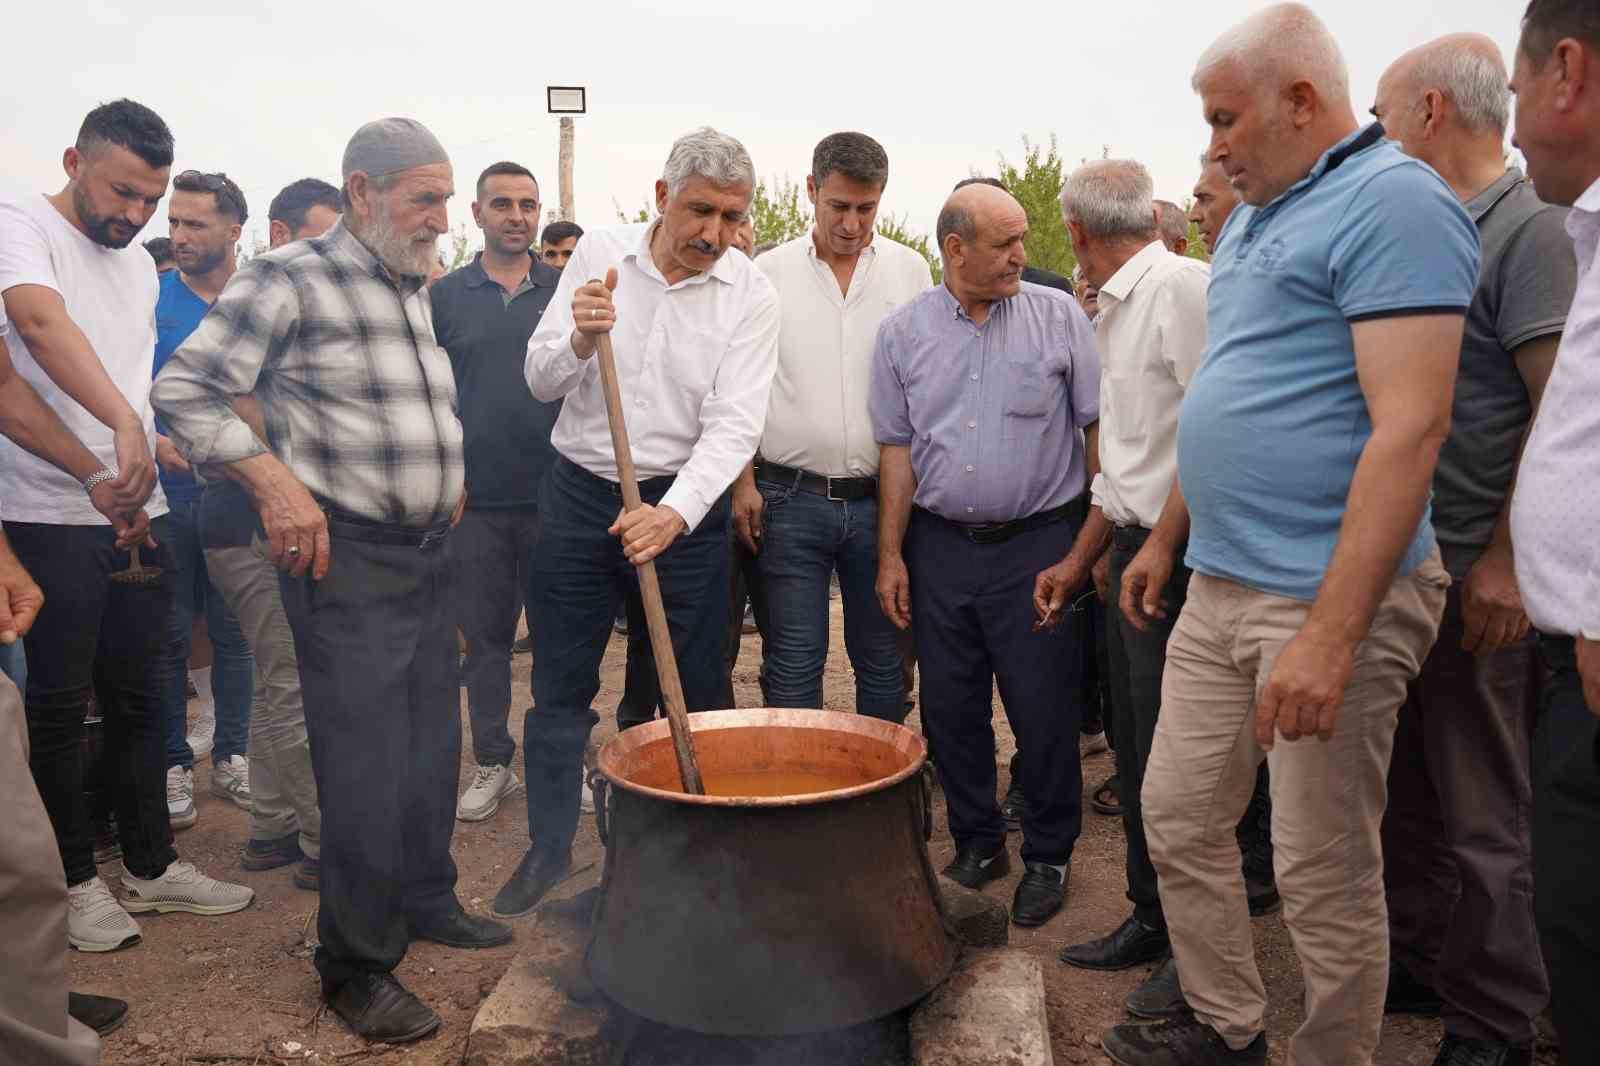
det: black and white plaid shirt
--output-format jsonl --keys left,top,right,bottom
{"left": 152, "top": 221, "right": 464, "bottom": 527}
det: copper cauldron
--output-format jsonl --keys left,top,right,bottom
{"left": 586, "top": 708, "right": 956, "bottom": 1036}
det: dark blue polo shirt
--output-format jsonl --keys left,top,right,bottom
{"left": 429, "top": 253, "right": 563, "bottom": 510}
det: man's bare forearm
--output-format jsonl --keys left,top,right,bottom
{"left": 1305, "top": 427, "right": 1446, "bottom": 644}
{"left": 225, "top": 451, "right": 302, "bottom": 505}
{"left": 877, "top": 445, "right": 915, "bottom": 559}
{"left": 0, "top": 372, "right": 109, "bottom": 482}
{"left": 1147, "top": 480, "right": 1191, "bottom": 551}
{"left": 3, "top": 288, "right": 141, "bottom": 434}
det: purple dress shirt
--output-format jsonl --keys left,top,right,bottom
{"left": 869, "top": 282, "right": 1101, "bottom": 524}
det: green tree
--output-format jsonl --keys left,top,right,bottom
{"left": 748, "top": 177, "right": 810, "bottom": 246}
{"left": 996, "top": 135, "right": 1075, "bottom": 279}
{"left": 876, "top": 212, "right": 941, "bottom": 284}
{"left": 447, "top": 223, "right": 475, "bottom": 271}
{"left": 615, "top": 199, "right": 651, "bottom": 223}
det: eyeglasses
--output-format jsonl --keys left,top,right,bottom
{"left": 176, "top": 170, "right": 246, "bottom": 220}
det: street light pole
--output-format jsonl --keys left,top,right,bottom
{"left": 547, "top": 86, "right": 587, "bottom": 223}
{"left": 559, "top": 116, "right": 575, "bottom": 222}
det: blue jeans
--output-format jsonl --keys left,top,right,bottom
{"left": 163, "top": 497, "right": 254, "bottom": 767}
{"left": 524, "top": 458, "right": 730, "bottom": 858}
{"left": 0, "top": 639, "right": 25, "bottom": 692}
{"left": 755, "top": 479, "right": 904, "bottom": 721}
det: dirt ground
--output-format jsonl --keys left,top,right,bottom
{"left": 75, "top": 598, "right": 1556, "bottom": 1065}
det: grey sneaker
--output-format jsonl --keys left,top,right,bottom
{"left": 211, "top": 755, "right": 252, "bottom": 810}
{"left": 67, "top": 877, "right": 142, "bottom": 952}
{"left": 456, "top": 764, "right": 521, "bottom": 822}
{"left": 166, "top": 765, "right": 197, "bottom": 829}
{"left": 186, "top": 703, "right": 215, "bottom": 759}
{"left": 121, "top": 860, "right": 255, "bottom": 915}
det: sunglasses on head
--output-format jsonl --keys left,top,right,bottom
{"left": 176, "top": 170, "right": 244, "bottom": 219}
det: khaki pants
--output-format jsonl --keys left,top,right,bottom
{"left": 1144, "top": 552, "right": 1448, "bottom": 1066}
{"left": 0, "top": 673, "right": 99, "bottom": 1066}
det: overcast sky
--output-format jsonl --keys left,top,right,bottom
{"left": 2, "top": 0, "right": 1526, "bottom": 255}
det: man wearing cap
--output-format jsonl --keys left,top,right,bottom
{"left": 154, "top": 117, "right": 509, "bottom": 1045}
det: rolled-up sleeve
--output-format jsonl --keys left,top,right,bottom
{"left": 660, "top": 280, "right": 781, "bottom": 531}
{"left": 525, "top": 238, "right": 593, "bottom": 402}
{"left": 151, "top": 259, "right": 295, "bottom": 466}
{"left": 869, "top": 317, "right": 912, "bottom": 446}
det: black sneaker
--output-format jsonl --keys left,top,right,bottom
{"left": 323, "top": 972, "right": 439, "bottom": 1044}
{"left": 1125, "top": 956, "right": 1190, "bottom": 1020}
{"left": 1104, "top": 1017, "right": 1266, "bottom": 1065}
{"left": 1432, "top": 1034, "right": 1533, "bottom": 1066}
{"left": 492, "top": 848, "right": 576, "bottom": 918}
{"left": 68, "top": 992, "right": 128, "bottom": 1036}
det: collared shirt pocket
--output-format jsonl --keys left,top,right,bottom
{"left": 1003, "top": 358, "right": 1057, "bottom": 419}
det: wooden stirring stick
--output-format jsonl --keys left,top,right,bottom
{"left": 593, "top": 331, "right": 706, "bottom": 795}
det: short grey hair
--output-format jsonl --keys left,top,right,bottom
{"left": 1193, "top": 3, "right": 1351, "bottom": 109}
{"left": 1155, "top": 201, "right": 1189, "bottom": 247}
{"left": 1404, "top": 37, "right": 1510, "bottom": 135}
{"left": 662, "top": 127, "right": 756, "bottom": 200}
{"left": 1059, "top": 160, "right": 1157, "bottom": 241}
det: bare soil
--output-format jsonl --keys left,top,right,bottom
{"left": 76, "top": 599, "right": 1555, "bottom": 1065}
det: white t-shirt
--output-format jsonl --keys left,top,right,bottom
{"left": 0, "top": 194, "right": 167, "bottom": 524}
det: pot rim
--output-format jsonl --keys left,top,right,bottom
{"left": 594, "top": 707, "right": 928, "bottom": 807}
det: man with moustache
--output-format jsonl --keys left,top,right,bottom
{"left": 730, "top": 132, "right": 930, "bottom": 724}
{"left": 0, "top": 99, "right": 254, "bottom": 958}
{"left": 195, "top": 176, "right": 342, "bottom": 890}
{"left": 505, "top": 128, "right": 779, "bottom": 917}
{"left": 1189, "top": 155, "right": 1240, "bottom": 256}
{"left": 431, "top": 162, "right": 562, "bottom": 824}
{"left": 154, "top": 118, "right": 509, "bottom": 1044}
{"left": 153, "top": 169, "right": 256, "bottom": 828}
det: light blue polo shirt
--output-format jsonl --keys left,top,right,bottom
{"left": 1178, "top": 124, "right": 1480, "bottom": 601}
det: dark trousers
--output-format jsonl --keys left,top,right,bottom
{"left": 755, "top": 478, "right": 905, "bottom": 721}
{"left": 454, "top": 507, "right": 540, "bottom": 768}
{"left": 1531, "top": 635, "right": 1600, "bottom": 1065}
{"left": 162, "top": 497, "right": 254, "bottom": 768}
{"left": 10, "top": 519, "right": 177, "bottom": 885}
{"left": 1382, "top": 579, "right": 1545, "bottom": 1046}
{"left": 279, "top": 530, "right": 460, "bottom": 987}
{"left": 528, "top": 458, "right": 730, "bottom": 855}
{"left": 906, "top": 505, "right": 1084, "bottom": 866}
{"left": 1081, "top": 590, "right": 1111, "bottom": 739}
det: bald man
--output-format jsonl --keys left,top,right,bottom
{"left": 1372, "top": 33, "right": 1574, "bottom": 1066}
{"left": 870, "top": 182, "right": 1103, "bottom": 929}
{"left": 1108, "top": 6, "right": 1479, "bottom": 1064}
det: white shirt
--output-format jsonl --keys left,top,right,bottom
{"left": 525, "top": 222, "right": 780, "bottom": 532}
{"left": 1512, "top": 176, "right": 1600, "bottom": 640}
{"left": 1088, "top": 241, "right": 1210, "bottom": 528}
{"left": 0, "top": 195, "right": 167, "bottom": 525}
{"left": 756, "top": 233, "right": 931, "bottom": 477}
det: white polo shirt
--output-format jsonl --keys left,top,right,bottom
{"left": 757, "top": 232, "right": 932, "bottom": 478}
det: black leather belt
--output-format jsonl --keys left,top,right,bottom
{"left": 323, "top": 510, "right": 451, "bottom": 551}
{"left": 755, "top": 460, "right": 876, "bottom": 501}
{"left": 927, "top": 497, "right": 1082, "bottom": 545}
{"left": 1111, "top": 524, "right": 1154, "bottom": 550}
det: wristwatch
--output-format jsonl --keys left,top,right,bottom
{"left": 83, "top": 467, "right": 119, "bottom": 495}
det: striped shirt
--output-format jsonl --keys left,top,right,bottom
{"left": 151, "top": 220, "right": 464, "bottom": 527}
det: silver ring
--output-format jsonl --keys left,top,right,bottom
{"left": 288, "top": 545, "right": 302, "bottom": 557}
{"left": 591, "top": 308, "right": 598, "bottom": 320}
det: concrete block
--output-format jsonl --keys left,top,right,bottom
{"left": 939, "top": 879, "right": 1010, "bottom": 947}
{"left": 909, "top": 949, "right": 1052, "bottom": 1066}
{"left": 463, "top": 947, "right": 614, "bottom": 1066}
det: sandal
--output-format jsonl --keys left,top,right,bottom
{"left": 1091, "top": 774, "right": 1121, "bottom": 817}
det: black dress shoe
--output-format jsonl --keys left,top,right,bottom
{"left": 408, "top": 905, "right": 513, "bottom": 949}
{"left": 492, "top": 848, "right": 575, "bottom": 918}
{"left": 1386, "top": 963, "right": 1442, "bottom": 1016}
{"left": 941, "top": 843, "right": 1010, "bottom": 890}
{"left": 1001, "top": 783, "right": 1027, "bottom": 832}
{"left": 1061, "top": 915, "right": 1170, "bottom": 971}
{"left": 1244, "top": 872, "right": 1280, "bottom": 917}
{"left": 1125, "top": 956, "right": 1191, "bottom": 1020}
{"left": 323, "top": 972, "right": 440, "bottom": 1044}
{"left": 241, "top": 831, "right": 304, "bottom": 871}
{"left": 1011, "top": 862, "right": 1067, "bottom": 927}
{"left": 1432, "top": 1035, "right": 1532, "bottom": 1066}
{"left": 1103, "top": 1017, "right": 1266, "bottom": 1065}
{"left": 68, "top": 992, "right": 128, "bottom": 1037}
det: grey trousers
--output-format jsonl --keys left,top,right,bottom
{"left": 454, "top": 508, "right": 540, "bottom": 768}
{"left": 0, "top": 673, "right": 99, "bottom": 1066}
{"left": 206, "top": 537, "right": 321, "bottom": 859}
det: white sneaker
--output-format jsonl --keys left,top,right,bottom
{"left": 187, "top": 704, "right": 215, "bottom": 760}
{"left": 580, "top": 777, "right": 595, "bottom": 814}
{"left": 210, "top": 755, "right": 251, "bottom": 810}
{"left": 1080, "top": 730, "right": 1110, "bottom": 757}
{"left": 120, "top": 860, "right": 255, "bottom": 915}
{"left": 456, "top": 764, "right": 521, "bottom": 822}
{"left": 166, "top": 765, "right": 197, "bottom": 829}
{"left": 67, "top": 877, "right": 142, "bottom": 952}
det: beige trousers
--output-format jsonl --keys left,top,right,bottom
{"left": 1144, "top": 551, "right": 1448, "bottom": 1066}
{"left": 0, "top": 672, "right": 100, "bottom": 1066}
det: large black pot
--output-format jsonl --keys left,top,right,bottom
{"left": 586, "top": 708, "right": 956, "bottom": 1036}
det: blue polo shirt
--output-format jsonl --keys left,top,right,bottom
{"left": 153, "top": 270, "right": 211, "bottom": 505}
{"left": 1178, "top": 124, "right": 1480, "bottom": 601}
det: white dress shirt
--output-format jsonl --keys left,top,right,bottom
{"left": 525, "top": 221, "right": 780, "bottom": 532}
{"left": 1088, "top": 241, "right": 1211, "bottom": 529}
{"left": 1512, "top": 177, "right": 1600, "bottom": 640}
{"left": 756, "top": 233, "right": 931, "bottom": 477}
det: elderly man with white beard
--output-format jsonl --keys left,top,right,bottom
{"left": 153, "top": 117, "right": 509, "bottom": 1045}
